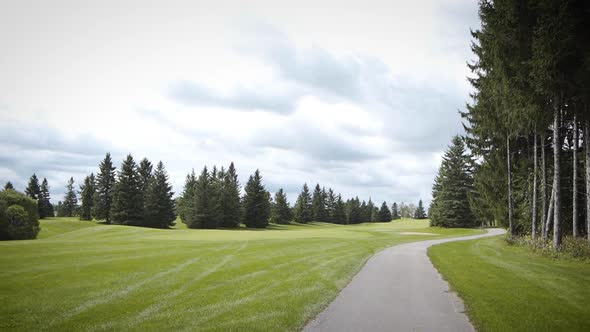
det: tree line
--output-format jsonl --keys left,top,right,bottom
{"left": 432, "top": 0, "right": 590, "bottom": 248}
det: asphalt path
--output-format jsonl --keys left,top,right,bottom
{"left": 304, "top": 228, "right": 506, "bottom": 332}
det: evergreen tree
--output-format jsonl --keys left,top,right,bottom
{"left": 333, "top": 194, "right": 347, "bottom": 224}
{"left": 62, "top": 177, "right": 78, "bottom": 217}
{"left": 242, "top": 170, "right": 270, "bottom": 228}
{"left": 312, "top": 184, "right": 327, "bottom": 222}
{"left": 186, "top": 166, "right": 219, "bottom": 229}
{"left": 138, "top": 158, "right": 153, "bottom": 192}
{"left": 178, "top": 169, "right": 197, "bottom": 225}
{"left": 367, "top": 199, "right": 376, "bottom": 222}
{"left": 430, "top": 136, "right": 476, "bottom": 228}
{"left": 25, "top": 174, "right": 41, "bottom": 200}
{"left": 377, "top": 201, "right": 392, "bottom": 222}
{"left": 79, "top": 174, "right": 96, "bottom": 221}
{"left": 414, "top": 200, "right": 427, "bottom": 219}
{"left": 391, "top": 202, "right": 400, "bottom": 220}
{"left": 347, "top": 197, "right": 361, "bottom": 224}
{"left": 94, "top": 153, "right": 116, "bottom": 223}
{"left": 325, "top": 188, "right": 336, "bottom": 223}
{"left": 219, "top": 162, "right": 241, "bottom": 228}
{"left": 111, "top": 154, "right": 143, "bottom": 225}
{"left": 294, "top": 183, "right": 312, "bottom": 223}
{"left": 143, "top": 161, "right": 176, "bottom": 228}
{"left": 4, "top": 182, "right": 14, "bottom": 190}
{"left": 39, "top": 178, "right": 53, "bottom": 218}
{"left": 271, "top": 188, "right": 291, "bottom": 224}
{"left": 359, "top": 200, "right": 370, "bottom": 222}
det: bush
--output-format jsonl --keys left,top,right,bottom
{"left": 506, "top": 235, "right": 590, "bottom": 261}
{"left": 0, "top": 189, "right": 40, "bottom": 240}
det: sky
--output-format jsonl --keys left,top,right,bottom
{"left": 0, "top": 0, "right": 479, "bottom": 206}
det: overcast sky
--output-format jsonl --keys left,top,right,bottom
{"left": 0, "top": 0, "right": 478, "bottom": 205}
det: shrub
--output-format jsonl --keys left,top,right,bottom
{"left": 506, "top": 235, "right": 590, "bottom": 261}
{"left": 0, "top": 189, "right": 40, "bottom": 240}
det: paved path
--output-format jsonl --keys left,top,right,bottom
{"left": 304, "top": 228, "right": 506, "bottom": 332}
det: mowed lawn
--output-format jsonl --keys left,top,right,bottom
{"left": 428, "top": 236, "right": 590, "bottom": 332}
{"left": 1, "top": 218, "right": 481, "bottom": 331}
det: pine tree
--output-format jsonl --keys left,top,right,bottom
{"left": 377, "top": 201, "right": 392, "bottom": 222}
{"left": 111, "top": 154, "right": 143, "bottom": 225}
{"left": 79, "top": 174, "right": 96, "bottom": 221}
{"left": 368, "top": 199, "right": 376, "bottom": 222}
{"left": 4, "top": 182, "right": 14, "bottom": 190}
{"left": 391, "top": 202, "right": 400, "bottom": 220}
{"left": 178, "top": 169, "right": 197, "bottom": 225}
{"left": 347, "top": 197, "right": 361, "bottom": 224}
{"left": 271, "top": 188, "right": 291, "bottom": 224}
{"left": 294, "top": 183, "right": 312, "bottom": 223}
{"left": 143, "top": 161, "right": 176, "bottom": 228}
{"left": 414, "top": 200, "right": 427, "bottom": 219}
{"left": 186, "top": 166, "right": 219, "bottom": 229}
{"left": 359, "top": 200, "right": 370, "bottom": 222}
{"left": 25, "top": 174, "right": 41, "bottom": 200}
{"left": 138, "top": 158, "right": 153, "bottom": 192}
{"left": 325, "top": 188, "right": 336, "bottom": 223}
{"left": 312, "top": 184, "right": 327, "bottom": 222}
{"left": 242, "top": 170, "right": 270, "bottom": 228}
{"left": 39, "top": 178, "right": 53, "bottom": 218}
{"left": 429, "top": 136, "right": 476, "bottom": 228}
{"left": 333, "top": 194, "right": 347, "bottom": 224}
{"left": 62, "top": 177, "right": 78, "bottom": 217}
{"left": 219, "top": 162, "right": 241, "bottom": 228}
{"left": 94, "top": 153, "right": 116, "bottom": 223}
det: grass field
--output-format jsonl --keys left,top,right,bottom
{"left": 428, "top": 236, "right": 590, "bottom": 332}
{"left": 1, "top": 217, "right": 481, "bottom": 331}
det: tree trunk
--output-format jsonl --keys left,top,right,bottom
{"left": 533, "top": 133, "right": 538, "bottom": 238}
{"left": 507, "top": 135, "right": 514, "bottom": 237}
{"left": 573, "top": 113, "right": 579, "bottom": 237}
{"left": 541, "top": 133, "right": 547, "bottom": 238}
{"left": 544, "top": 185, "right": 554, "bottom": 241}
{"left": 586, "top": 117, "right": 590, "bottom": 242}
{"left": 553, "top": 99, "right": 562, "bottom": 249}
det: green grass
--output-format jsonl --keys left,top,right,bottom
{"left": 428, "top": 236, "right": 590, "bottom": 332}
{"left": 1, "top": 217, "right": 481, "bottom": 331}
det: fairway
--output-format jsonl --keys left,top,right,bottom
{"left": 1, "top": 218, "right": 481, "bottom": 331}
{"left": 428, "top": 236, "right": 590, "bottom": 332}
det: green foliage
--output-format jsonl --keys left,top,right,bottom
{"left": 4, "top": 182, "right": 14, "bottom": 190}
{"left": 24, "top": 174, "right": 40, "bottom": 200}
{"left": 294, "top": 183, "right": 312, "bottom": 223}
{"left": 219, "top": 162, "right": 241, "bottom": 228}
{"left": 391, "top": 202, "right": 400, "bottom": 220}
{"left": 242, "top": 170, "right": 270, "bottom": 228}
{"left": 377, "top": 201, "right": 392, "bottom": 222}
{"left": 186, "top": 167, "right": 219, "bottom": 229}
{"left": 178, "top": 169, "right": 197, "bottom": 225}
{"left": 62, "top": 177, "right": 78, "bottom": 217}
{"left": 111, "top": 155, "right": 143, "bottom": 225}
{"left": 430, "top": 136, "right": 476, "bottom": 228}
{"left": 143, "top": 161, "right": 176, "bottom": 228}
{"left": 93, "top": 153, "right": 116, "bottom": 223}
{"left": 271, "top": 188, "right": 292, "bottom": 224}
{"left": 39, "top": 178, "right": 53, "bottom": 218}
{"left": 79, "top": 174, "right": 95, "bottom": 221}
{"left": 311, "top": 184, "right": 327, "bottom": 222}
{"left": 346, "top": 197, "right": 361, "bottom": 224}
{"left": 332, "top": 194, "right": 347, "bottom": 224}
{"left": 414, "top": 200, "right": 427, "bottom": 219}
{"left": 0, "top": 189, "right": 40, "bottom": 240}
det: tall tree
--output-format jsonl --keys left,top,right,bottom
{"left": 138, "top": 158, "right": 153, "bottom": 192}
{"left": 4, "top": 182, "right": 14, "bottom": 190}
{"left": 24, "top": 174, "right": 43, "bottom": 217}
{"left": 178, "top": 169, "right": 197, "bottom": 225}
{"left": 62, "top": 177, "right": 78, "bottom": 217}
{"left": 325, "top": 188, "right": 336, "bottom": 223}
{"left": 333, "top": 194, "right": 347, "bottom": 224}
{"left": 219, "top": 162, "right": 241, "bottom": 228}
{"left": 79, "top": 174, "right": 96, "bottom": 221}
{"left": 271, "top": 188, "right": 291, "bottom": 224}
{"left": 39, "top": 178, "right": 53, "bottom": 218}
{"left": 94, "top": 153, "right": 116, "bottom": 223}
{"left": 294, "top": 183, "right": 312, "bottom": 223}
{"left": 391, "top": 202, "right": 400, "bottom": 220}
{"left": 311, "top": 184, "right": 327, "bottom": 222}
{"left": 377, "top": 201, "right": 392, "bottom": 222}
{"left": 242, "top": 170, "right": 270, "bottom": 228}
{"left": 414, "top": 200, "right": 427, "bottom": 219}
{"left": 111, "top": 155, "right": 143, "bottom": 225}
{"left": 143, "top": 161, "right": 176, "bottom": 228}
{"left": 186, "top": 166, "right": 219, "bottom": 229}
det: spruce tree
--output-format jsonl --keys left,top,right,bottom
{"left": 143, "top": 161, "right": 176, "bottom": 228}
{"left": 325, "top": 188, "right": 336, "bottom": 223}
{"left": 187, "top": 166, "right": 219, "bottom": 229}
{"left": 138, "top": 158, "right": 153, "bottom": 192}
{"left": 94, "top": 153, "right": 116, "bottom": 223}
{"left": 242, "top": 170, "right": 270, "bottom": 228}
{"left": 178, "top": 169, "right": 197, "bottom": 225}
{"left": 219, "top": 162, "right": 241, "bottom": 228}
{"left": 359, "top": 200, "right": 370, "bottom": 222}
{"left": 79, "top": 174, "right": 96, "bottom": 221}
{"left": 4, "top": 182, "right": 14, "bottom": 190}
{"left": 377, "top": 201, "right": 392, "bottom": 222}
{"left": 62, "top": 177, "right": 78, "bottom": 217}
{"left": 39, "top": 178, "right": 53, "bottom": 218}
{"left": 333, "top": 194, "right": 347, "bottom": 224}
{"left": 312, "top": 184, "right": 327, "bottom": 222}
{"left": 414, "top": 200, "right": 427, "bottom": 219}
{"left": 294, "top": 183, "right": 312, "bottom": 223}
{"left": 368, "top": 199, "right": 376, "bottom": 222}
{"left": 347, "top": 197, "right": 361, "bottom": 224}
{"left": 429, "top": 136, "right": 476, "bottom": 227}
{"left": 111, "top": 154, "right": 143, "bottom": 225}
{"left": 25, "top": 174, "right": 41, "bottom": 200}
{"left": 271, "top": 188, "right": 291, "bottom": 224}
{"left": 391, "top": 202, "right": 400, "bottom": 220}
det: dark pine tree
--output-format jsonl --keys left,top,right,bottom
{"left": 391, "top": 202, "right": 400, "bottom": 220}
{"left": 143, "top": 161, "right": 176, "bottom": 228}
{"left": 62, "top": 177, "right": 78, "bottom": 217}
{"left": 312, "top": 184, "right": 327, "bottom": 222}
{"left": 94, "top": 153, "right": 116, "bottom": 223}
{"left": 111, "top": 154, "right": 143, "bottom": 225}
{"left": 138, "top": 158, "right": 153, "bottom": 192}
{"left": 325, "top": 188, "right": 336, "bottom": 223}
{"left": 187, "top": 166, "right": 219, "bottom": 229}
{"left": 39, "top": 178, "right": 53, "bottom": 218}
{"left": 271, "top": 188, "right": 292, "bottom": 224}
{"left": 242, "top": 169, "right": 270, "bottom": 228}
{"left": 25, "top": 174, "right": 41, "bottom": 200}
{"left": 220, "top": 162, "right": 241, "bottom": 228}
{"left": 79, "top": 174, "right": 96, "bottom": 221}
{"left": 347, "top": 197, "right": 361, "bottom": 224}
{"left": 4, "top": 182, "right": 14, "bottom": 190}
{"left": 377, "top": 201, "right": 392, "bottom": 222}
{"left": 294, "top": 183, "right": 312, "bottom": 223}
{"left": 414, "top": 199, "right": 427, "bottom": 219}
{"left": 178, "top": 169, "right": 197, "bottom": 225}
{"left": 333, "top": 194, "right": 347, "bottom": 224}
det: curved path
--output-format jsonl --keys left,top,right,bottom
{"left": 304, "top": 228, "right": 506, "bottom": 332}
